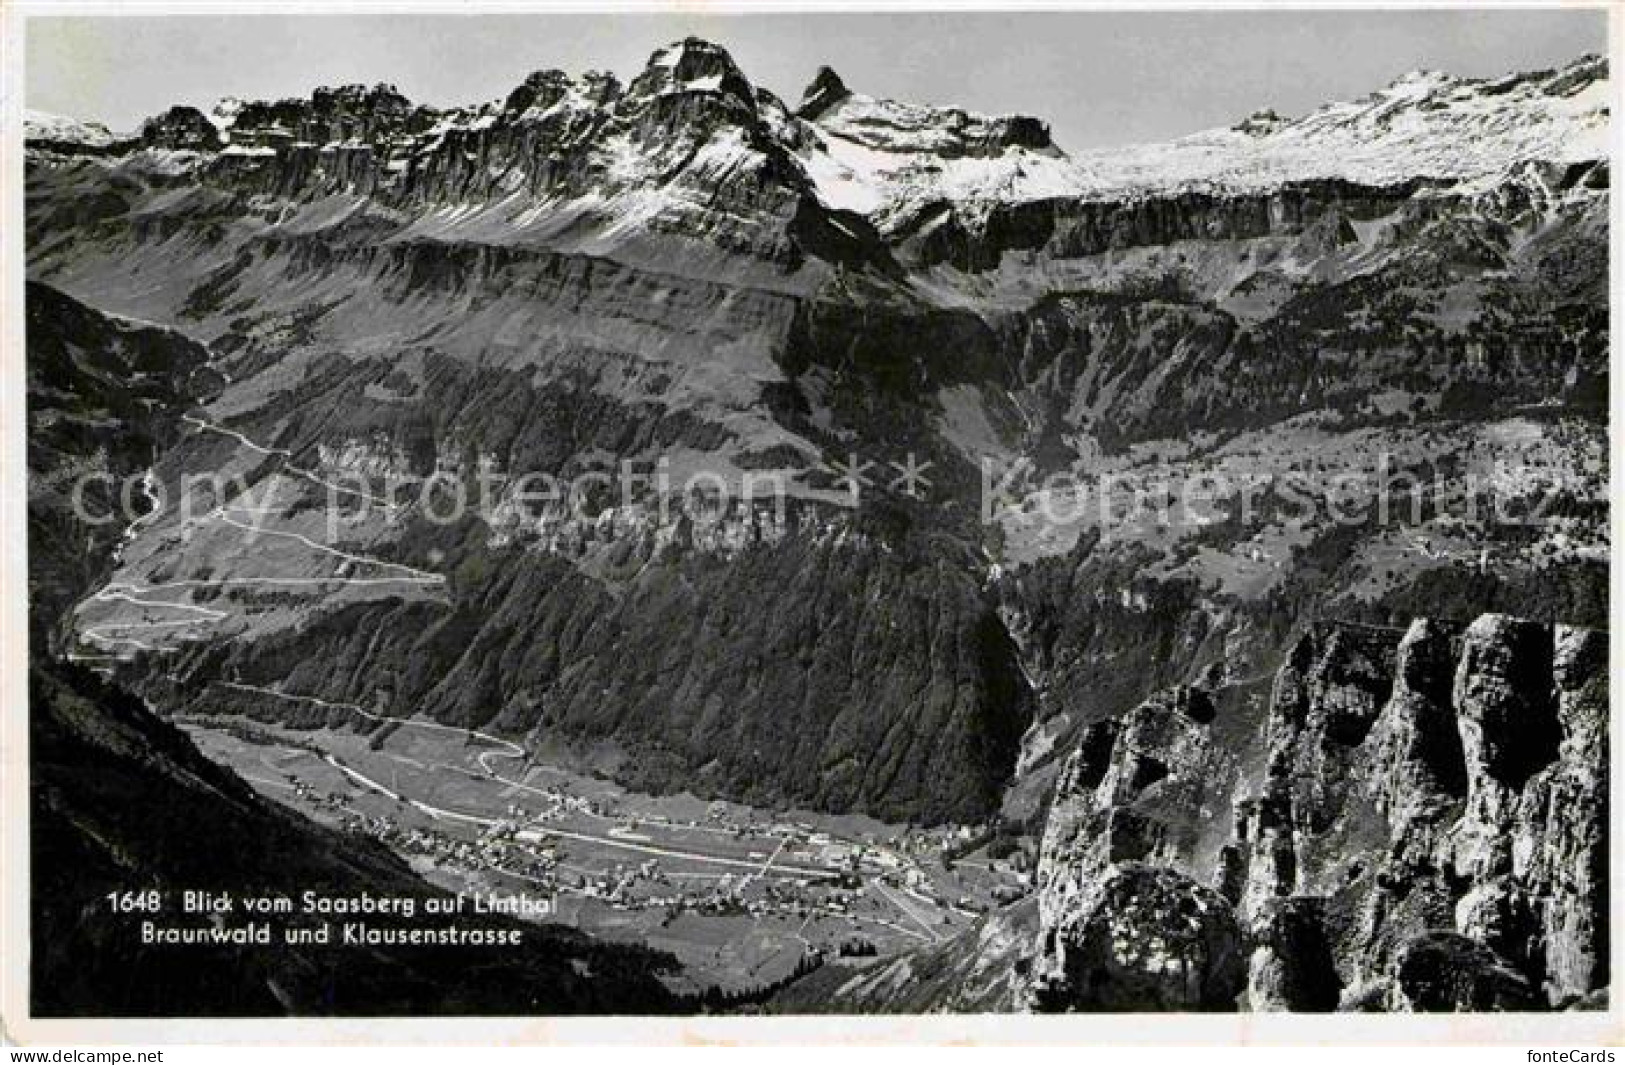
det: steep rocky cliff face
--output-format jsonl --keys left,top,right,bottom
{"left": 798, "top": 612, "right": 1606, "bottom": 1014}
{"left": 144, "top": 508, "right": 1030, "bottom": 822}
{"left": 25, "top": 42, "right": 1608, "bottom": 830}
{"left": 25, "top": 282, "right": 225, "bottom": 647}
{"left": 1027, "top": 614, "right": 1607, "bottom": 1012}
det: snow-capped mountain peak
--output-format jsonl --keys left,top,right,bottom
{"left": 626, "top": 37, "right": 756, "bottom": 104}
{"left": 1074, "top": 52, "right": 1609, "bottom": 198}
{"left": 25, "top": 108, "right": 117, "bottom": 148}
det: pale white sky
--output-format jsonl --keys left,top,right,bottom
{"left": 26, "top": 9, "right": 1609, "bottom": 150}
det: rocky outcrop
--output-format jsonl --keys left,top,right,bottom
{"left": 1030, "top": 863, "right": 1246, "bottom": 1011}
{"left": 228, "top": 82, "right": 423, "bottom": 147}
{"left": 1453, "top": 618, "right": 1609, "bottom": 1002}
{"left": 1028, "top": 614, "right": 1607, "bottom": 1012}
{"left": 140, "top": 106, "right": 223, "bottom": 151}
{"left": 1027, "top": 686, "right": 1251, "bottom": 1009}
{"left": 1247, "top": 897, "right": 1343, "bottom": 1011}
{"left": 1390, "top": 933, "right": 1539, "bottom": 1011}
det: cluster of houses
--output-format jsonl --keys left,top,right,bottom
{"left": 279, "top": 759, "right": 1032, "bottom": 949}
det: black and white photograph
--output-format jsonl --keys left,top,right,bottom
{"left": 1, "top": 0, "right": 1616, "bottom": 1045}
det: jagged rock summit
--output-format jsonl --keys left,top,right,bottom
{"left": 797, "top": 65, "right": 851, "bottom": 119}
{"left": 627, "top": 37, "right": 757, "bottom": 105}
{"left": 30, "top": 42, "right": 1608, "bottom": 227}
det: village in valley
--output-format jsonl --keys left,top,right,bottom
{"left": 182, "top": 713, "right": 1034, "bottom": 993}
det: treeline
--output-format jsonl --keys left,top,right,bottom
{"left": 685, "top": 950, "right": 826, "bottom": 1013}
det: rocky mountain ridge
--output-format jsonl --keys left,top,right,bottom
{"left": 29, "top": 45, "right": 1607, "bottom": 217}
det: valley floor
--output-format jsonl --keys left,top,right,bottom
{"left": 178, "top": 705, "right": 1031, "bottom": 995}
